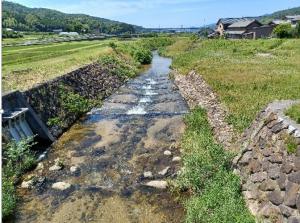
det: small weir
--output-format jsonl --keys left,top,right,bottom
{"left": 3, "top": 108, "right": 34, "bottom": 142}
{"left": 12, "top": 52, "right": 189, "bottom": 223}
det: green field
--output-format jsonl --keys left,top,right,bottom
{"left": 164, "top": 38, "right": 300, "bottom": 132}
{"left": 2, "top": 39, "right": 120, "bottom": 92}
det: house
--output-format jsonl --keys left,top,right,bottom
{"left": 53, "top": 29, "right": 63, "bottom": 34}
{"left": 285, "top": 15, "right": 300, "bottom": 26}
{"left": 269, "top": 20, "right": 290, "bottom": 26}
{"left": 213, "top": 18, "right": 274, "bottom": 39}
{"left": 215, "top": 17, "right": 254, "bottom": 36}
{"left": 59, "top": 32, "right": 79, "bottom": 36}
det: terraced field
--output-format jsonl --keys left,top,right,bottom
{"left": 2, "top": 40, "right": 123, "bottom": 92}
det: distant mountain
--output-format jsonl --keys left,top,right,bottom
{"left": 2, "top": 1, "right": 143, "bottom": 34}
{"left": 260, "top": 6, "right": 300, "bottom": 23}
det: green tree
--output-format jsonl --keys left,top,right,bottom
{"left": 273, "top": 23, "right": 293, "bottom": 38}
{"left": 3, "top": 17, "right": 17, "bottom": 28}
{"left": 25, "top": 14, "right": 38, "bottom": 28}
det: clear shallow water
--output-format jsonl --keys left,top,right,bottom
{"left": 11, "top": 52, "right": 189, "bottom": 223}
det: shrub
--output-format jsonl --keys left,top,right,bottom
{"left": 98, "top": 54, "right": 137, "bottom": 78}
{"left": 2, "top": 30, "right": 23, "bottom": 38}
{"left": 132, "top": 47, "right": 152, "bottom": 64}
{"left": 58, "top": 85, "right": 101, "bottom": 116}
{"left": 2, "top": 176, "right": 16, "bottom": 218}
{"left": 273, "top": 24, "right": 293, "bottom": 38}
{"left": 2, "top": 137, "right": 37, "bottom": 219}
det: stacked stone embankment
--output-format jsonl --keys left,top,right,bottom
{"left": 235, "top": 100, "right": 300, "bottom": 223}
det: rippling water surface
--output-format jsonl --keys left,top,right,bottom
{"left": 12, "top": 52, "right": 189, "bottom": 223}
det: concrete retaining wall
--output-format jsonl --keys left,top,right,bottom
{"left": 2, "top": 63, "right": 125, "bottom": 139}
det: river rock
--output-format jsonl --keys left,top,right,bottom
{"left": 172, "top": 156, "right": 181, "bottom": 162}
{"left": 35, "top": 162, "right": 44, "bottom": 171}
{"left": 163, "top": 150, "right": 172, "bottom": 156}
{"left": 70, "top": 166, "right": 79, "bottom": 173}
{"left": 52, "top": 182, "right": 71, "bottom": 190}
{"left": 158, "top": 167, "right": 170, "bottom": 176}
{"left": 49, "top": 164, "right": 62, "bottom": 171}
{"left": 145, "top": 180, "right": 168, "bottom": 189}
{"left": 143, "top": 171, "right": 153, "bottom": 178}
{"left": 21, "top": 180, "right": 33, "bottom": 189}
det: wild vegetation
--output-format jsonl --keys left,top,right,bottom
{"left": 163, "top": 37, "right": 300, "bottom": 132}
{"left": 174, "top": 108, "right": 254, "bottom": 223}
{"left": 2, "top": 1, "right": 141, "bottom": 34}
{"left": 273, "top": 22, "right": 300, "bottom": 38}
{"left": 2, "top": 137, "right": 37, "bottom": 219}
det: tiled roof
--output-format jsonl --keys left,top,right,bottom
{"left": 217, "top": 17, "right": 255, "bottom": 25}
{"left": 228, "top": 20, "right": 259, "bottom": 28}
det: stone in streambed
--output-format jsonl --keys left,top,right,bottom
{"left": 172, "top": 156, "right": 181, "bottom": 162}
{"left": 70, "top": 166, "right": 80, "bottom": 173}
{"left": 158, "top": 167, "right": 170, "bottom": 176}
{"left": 143, "top": 171, "right": 153, "bottom": 178}
{"left": 52, "top": 182, "right": 71, "bottom": 191}
{"left": 145, "top": 180, "right": 168, "bottom": 189}
{"left": 163, "top": 150, "right": 172, "bottom": 156}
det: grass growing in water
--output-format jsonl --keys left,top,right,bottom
{"left": 164, "top": 38, "right": 300, "bottom": 133}
{"left": 285, "top": 103, "right": 300, "bottom": 124}
{"left": 176, "top": 108, "right": 254, "bottom": 223}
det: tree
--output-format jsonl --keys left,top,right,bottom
{"left": 273, "top": 23, "right": 293, "bottom": 38}
{"left": 3, "top": 17, "right": 17, "bottom": 28}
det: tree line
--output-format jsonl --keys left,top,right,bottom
{"left": 2, "top": 1, "right": 142, "bottom": 34}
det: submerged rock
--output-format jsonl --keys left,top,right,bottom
{"left": 172, "top": 156, "right": 181, "bottom": 162}
{"left": 158, "top": 167, "right": 170, "bottom": 176}
{"left": 145, "top": 180, "right": 168, "bottom": 189}
{"left": 21, "top": 180, "right": 33, "bottom": 189}
{"left": 163, "top": 150, "right": 172, "bottom": 156}
{"left": 49, "top": 158, "right": 64, "bottom": 171}
{"left": 70, "top": 166, "right": 80, "bottom": 173}
{"left": 143, "top": 171, "right": 153, "bottom": 178}
{"left": 52, "top": 182, "right": 71, "bottom": 190}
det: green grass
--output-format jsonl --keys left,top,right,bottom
{"left": 2, "top": 33, "right": 60, "bottom": 45}
{"left": 176, "top": 108, "right": 254, "bottom": 223}
{"left": 164, "top": 38, "right": 300, "bottom": 132}
{"left": 285, "top": 103, "right": 300, "bottom": 124}
{"left": 2, "top": 39, "right": 119, "bottom": 92}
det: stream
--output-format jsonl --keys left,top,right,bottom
{"left": 12, "top": 52, "right": 189, "bottom": 223}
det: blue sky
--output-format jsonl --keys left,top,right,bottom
{"left": 10, "top": 0, "right": 300, "bottom": 28}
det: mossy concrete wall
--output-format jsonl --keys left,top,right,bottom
{"left": 3, "top": 63, "right": 125, "bottom": 139}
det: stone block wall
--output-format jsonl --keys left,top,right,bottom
{"left": 235, "top": 100, "right": 300, "bottom": 223}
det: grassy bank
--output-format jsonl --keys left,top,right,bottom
{"left": 2, "top": 39, "right": 114, "bottom": 92}
{"left": 164, "top": 38, "right": 300, "bottom": 132}
{"left": 176, "top": 108, "right": 254, "bottom": 223}
{"left": 3, "top": 37, "right": 174, "bottom": 92}
{"left": 285, "top": 103, "right": 300, "bottom": 124}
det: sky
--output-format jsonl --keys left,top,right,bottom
{"left": 10, "top": 0, "right": 300, "bottom": 28}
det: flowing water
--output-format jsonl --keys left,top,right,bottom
{"left": 12, "top": 52, "right": 189, "bottom": 223}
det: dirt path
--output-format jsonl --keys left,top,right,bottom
{"left": 11, "top": 52, "right": 189, "bottom": 223}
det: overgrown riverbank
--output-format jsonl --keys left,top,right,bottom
{"left": 175, "top": 108, "right": 254, "bottom": 223}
